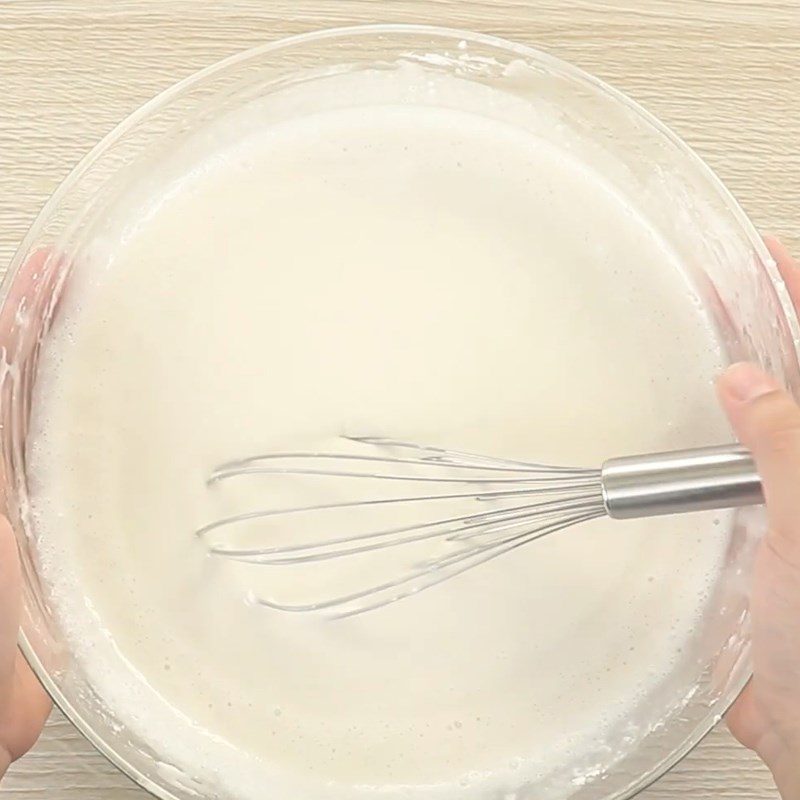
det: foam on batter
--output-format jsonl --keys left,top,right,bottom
{"left": 27, "top": 65, "right": 731, "bottom": 800}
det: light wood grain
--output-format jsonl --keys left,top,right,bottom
{"left": 1, "top": 1, "right": 798, "bottom": 798}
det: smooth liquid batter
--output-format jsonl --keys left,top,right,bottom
{"left": 29, "top": 68, "right": 730, "bottom": 799}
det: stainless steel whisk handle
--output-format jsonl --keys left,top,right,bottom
{"left": 601, "top": 444, "right": 763, "bottom": 520}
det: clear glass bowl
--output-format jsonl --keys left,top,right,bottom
{"left": 3, "top": 24, "right": 799, "bottom": 800}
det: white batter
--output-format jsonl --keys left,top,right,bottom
{"left": 28, "top": 65, "right": 731, "bottom": 799}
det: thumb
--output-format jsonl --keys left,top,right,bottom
{"left": 0, "top": 517, "right": 22, "bottom": 695}
{"left": 716, "top": 361, "right": 800, "bottom": 566}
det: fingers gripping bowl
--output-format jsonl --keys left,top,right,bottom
{"left": 3, "top": 25, "right": 800, "bottom": 800}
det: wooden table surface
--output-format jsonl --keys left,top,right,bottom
{"left": 1, "top": 1, "right": 798, "bottom": 797}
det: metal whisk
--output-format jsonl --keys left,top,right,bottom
{"left": 197, "top": 437, "right": 763, "bottom": 617}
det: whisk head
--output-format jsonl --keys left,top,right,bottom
{"left": 197, "top": 437, "right": 607, "bottom": 617}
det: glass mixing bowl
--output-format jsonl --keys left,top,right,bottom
{"left": 2, "top": 24, "right": 799, "bottom": 800}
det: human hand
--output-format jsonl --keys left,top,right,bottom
{"left": 0, "top": 519, "right": 52, "bottom": 777}
{"left": 0, "top": 249, "right": 55, "bottom": 777}
{"left": 718, "top": 237, "right": 800, "bottom": 799}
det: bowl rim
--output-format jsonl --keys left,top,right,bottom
{"left": 8, "top": 21, "right": 797, "bottom": 800}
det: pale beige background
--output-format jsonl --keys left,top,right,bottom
{"left": 1, "top": 1, "right": 798, "bottom": 797}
